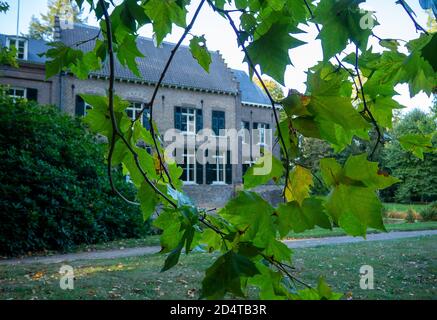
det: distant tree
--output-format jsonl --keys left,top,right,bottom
{"left": 382, "top": 109, "right": 437, "bottom": 203}
{"left": 27, "top": 0, "right": 85, "bottom": 40}
{"left": 253, "top": 76, "right": 285, "bottom": 101}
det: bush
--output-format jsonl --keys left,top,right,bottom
{"left": 420, "top": 202, "right": 437, "bottom": 221}
{"left": 0, "top": 91, "right": 150, "bottom": 256}
{"left": 404, "top": 209, "right": 416, "bottom": 223}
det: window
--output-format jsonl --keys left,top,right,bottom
{"left": 240, "top": 121, "right": 250, "bottom": 144}
{"left": 7, "top": 37, "right": 27, "bottom": 60}
{"left": 127, "top": 102, "right": 150, "bottom": 129}
{"left": 206, "top": 150, "right": 232, "bottom": 185}
{"left": 175, "top": 107, "right": 202, "bottom": 134}
{"left": 212, "top": 110, "right": 225, "bottom": 136}
{"left": 254, "top": 122, "right": 270, "bottom": 145}
{"left": 182, "top": 148, "right": 196, "bottom": 184}
{"left": 75, "top": 95, "right": 92, "bottom": 116}
{"left": 212, "top": 151, "right": 226, "bottom": 184}
{"left": 8, "top": 87, "right": 26, "bottom": 99}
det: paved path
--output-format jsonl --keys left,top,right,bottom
{"left": 1, "top": 230, "right": 436, "bottom": 266}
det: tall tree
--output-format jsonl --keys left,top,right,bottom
{"left": 382, "top": 109, "right": 437, "bottom": 203}
{"left": 253, "top": 76, "right": 285, "bottom": 101}
{"left": 27, "top": 0, "right": 85, "bottom": 40}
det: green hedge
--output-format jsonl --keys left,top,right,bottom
{"left": 0, "top": 91, "right": 150, "bottom": 256}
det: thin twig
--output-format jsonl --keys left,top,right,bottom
{"left": 207, "top": 0, "right": 291, "bottom": 201}
{"left": 98, "top": 0, "right": 177, "bottom": 208}
{"left": 73, "top": 30, "right": 101, "bottom": 47}
{"left": 134, "top": 0, "right": 207, "bottom": 189}
{"left": 397, "top": 0, "right": 429, "bottom": 34}
{"left": 354, "top": 45, "right": 382, "bottom": 159}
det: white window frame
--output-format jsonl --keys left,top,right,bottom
{"left": 8, "top": 87, "right": 26, "bottom": 100}
{"left": 181, "top": 108, "right": 196, "bottom": 135}
{"left": 83, "top": 102, "right": 92, "bottom": 116}
{"left": 182, "top": 148, "right": 196, "bottom": 184}
{"left": 212, "top": 151, "right": 226, "bottom": 185}
{"left": 240, "top": 121, "right": 250, "bottom": 144}
{"left": 127, "top": 102, "right": 145, "bottom": 125}
{"left": 6, "top": 37, "right": 28, "bottom": 60}
{"left": 257, "top": 123, "right": 269, "bottom": 145}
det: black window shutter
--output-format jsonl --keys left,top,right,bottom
{"left": 75, "top": 95, "right": 85, "bottom": 116}
{"left": 212, "top": 111, "right": 225, "bottom": 135}
{"left": 26, "top": 88, "right": 38, "bottom": 101}
{"left": 266, "top": 123, "right": 270, "bottom": 129}
{"left": 196, "top": 109, "right": 203, "bottom": 133}
{"left": 143, "top": 108, "right": 150, "bottom": 130}
{"left": 174, "top": 107, "right": 181, "bottom": 130}
{"left": 220, "top": 113, "right": 225, "bottom": 135}
{"left": 205, "top": 150, "right": 214, "bottom": 185}
{"left": 196, "top": 160, "right": 203, "bottom": 184}
{"left": 253, "top": 122, "right": 258, "bottom": 129}
{"left": 225, "top": 151, "right": 232, "bottom": 185}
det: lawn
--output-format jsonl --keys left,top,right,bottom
{"left": 287, "top": 221, "right": 437, "bottom": 239}
{"left": 0, "top": 235, "right": 435, "bottom": 300}
{"left": 383, "top": 202, "right": 428, "bottom": 212}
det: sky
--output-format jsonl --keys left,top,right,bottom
{"left": 1, "top": 0, "right": 435, "bottom": 112}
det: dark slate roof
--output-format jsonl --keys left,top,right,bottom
{"left": 231, "top": 69, "right": 271, "bottom": 107}
{"left": 0, "top": 34, "right": 48, "bottom": 64}
{"left": 60, "top": 24, "right": 238, "bottom": 94}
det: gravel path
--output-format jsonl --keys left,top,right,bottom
{"left": 1, "top": 230, "right": 436, "bottom": 266}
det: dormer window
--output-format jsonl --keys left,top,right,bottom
{"left": 6, "top": 37, "right": 28, "bottom": 60}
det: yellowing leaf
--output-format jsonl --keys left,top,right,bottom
{"left": 285, "top": 165, "right": 313, "bottom": 204}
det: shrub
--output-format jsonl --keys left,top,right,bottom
{"left": 420, "top": 202, "right": 437, "bottom": 221}
{"left": 0, "top": 90, "right": 150, "bottom": 256}
{"left": 404, "top": 209, "right": 416, "bottom": 223}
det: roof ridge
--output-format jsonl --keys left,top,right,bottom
{"left": 70, "top": 22, "right": 222, "bottom": 56}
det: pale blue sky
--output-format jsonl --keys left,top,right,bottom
{"left": 1, "top": 0, "right": 434, "bottom": 111}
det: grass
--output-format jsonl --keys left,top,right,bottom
{"left": 286, "top": 221, "right": 437, "bottom": 239}
{"left": 11, "top": 221, "right": 437, "bottom": 260}
{"left": 383, "top": 202, "right": 428, "bottom": 212}
{"left": 0, "top": 235, "right": 435, "bottom": 300}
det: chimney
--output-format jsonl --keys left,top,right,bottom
{"left": 53, "top": 15, "right": 61, "bottom": 41}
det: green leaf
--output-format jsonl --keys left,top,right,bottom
{"left": 138, "top": 181, "right": 158, "bottom": 221}
{"left": 246, "top": 22, "right": 305, "bottom": 85}
{"left": 189, "top": 35, "right": 212, "bottom": 72}
{"left": 314, "top": 0, "right": 375, "bottom": 61}
{"left": 325, "top": 184, "right": 385, "bottom": 237}
{"left": 398, "top": 133, "right": 434, "bottom": 159}
{"left": 276, "top": 197, "right": 331, "bottom": 236}
{"left": 243, "top": 152, "right": 284, "bottom": 189}
{"left": 343, "top": 153, "right": 400, "bottom": 189}
{"left": 220, "top": 191, "right": 276, "bottom": 247}
{"left": 161, "top": 243, "right": 183, "bottom": 272}
{"left": 201, "top": 251, "right": 260, "bottom": 299}
{"left": 420, "top": 32, "right": 437, "bottom": 72}
{"left": 249, "top": 263, "right": 288, "bottom": 300}
{"left": 153, "top": 209, "right": 183, "bottom": 253}
{"left": 291, "top": 277, "right": 342, "bottom": 300}
{"left": 319, "top": 157, "right": 343, "bottom": 187}
{"left": 43, "top": 42, "right": 101, "bottom": 79}
{"left": 285, "top": 165, "right": 313, "bottom": 204}
{"left": 320, "top": 155, "right": 399, "bottom": 237}
{"left": 144, "top": 0, "right": 187, "bottom": 46}
{"left": 116, "top": 34, "right": 144, "bottom": 77}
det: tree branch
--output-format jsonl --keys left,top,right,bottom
{"left": 207, "top": 0, "right": 292, "bottom": 201}
{"left": 133, "top": 0, "right": 207, "bottom": 189}
{"left": 98, "top": 0, "right": 177, "bottom": 208}
{"left": 397, "top": 0, "right": 429, "bottom": 34}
